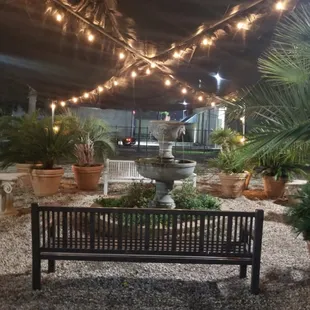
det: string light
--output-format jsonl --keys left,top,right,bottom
{"left": 47, "top": 2, "right": 274, "bottom": 107}
{"left": 165, "top": 79, "right": 171, "bottom": 86}
{"left": 88, "top": 34, "right": 94, "bottom": 42}
{"left": 275, "top": 1, "right": 285, "bottom": 11}
{"left": 56, "top": 14, "right": 63, "bottom": 22}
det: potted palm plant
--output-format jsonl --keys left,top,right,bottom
{"left": 72, "top": 117, "right": 115, "bottom": 191}
{"left": 0, "top": 114, "right": 43, "bottom": 187}
{"left": 210, "top": 150, "right": 247, "bottom": 198}
{"left": 287, "top": 182, "right": 310, "bottom": 256}
{"left": 25, "top": 117, "right": 78, "bottom": 196}
{"left": 255, "top": 151, "right": 305, "bottom": 199}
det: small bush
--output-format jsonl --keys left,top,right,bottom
{"left": 172, "top": 182, "right": 220, "bottom": 210}
{"left": 94, "top": 197, "right": 125, "bottom": 208}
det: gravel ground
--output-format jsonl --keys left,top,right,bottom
{"left": 1, "top": 195, "right": 310, "bottom": 309}
{"left": 1, "top": 164, "right": 310, "bottom": 309}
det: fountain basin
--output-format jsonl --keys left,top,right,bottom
{"left": 149, "top": 121, "right": 185, "bottom": 142}
{"left": 135, "top": 158, "right": 196, "bottom": 182}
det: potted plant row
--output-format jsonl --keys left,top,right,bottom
{"left": 0, "top": 112, "right": 115, "bottom": 196}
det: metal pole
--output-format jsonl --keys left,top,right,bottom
{"left": 137, "top": 109, "right": 142, "bottom": 153}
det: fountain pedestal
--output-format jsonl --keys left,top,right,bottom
{"left": 149, "top": 181, "right": 175, "bottom": 209}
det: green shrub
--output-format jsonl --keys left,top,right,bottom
{"left": 95, "top": 182, "right": 220, "bottom": 211}
{"left": 172, "top": 182, "right": 220, "bottom": 210}
{"left": 287, "top": 182, "right": 310, "bottom": 240}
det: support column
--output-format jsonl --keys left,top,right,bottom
{"left": 28, "top": 88, "right": 37, "bottom": 114}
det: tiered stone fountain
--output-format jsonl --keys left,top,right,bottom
{"left": 135, "top": 121, "right": 196, "bottom": 209}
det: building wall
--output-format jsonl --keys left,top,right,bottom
{"left": 72, "top": 107, "right": 133, "bottom": 137}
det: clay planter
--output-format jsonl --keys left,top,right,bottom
{"left": 31, "top": 168, "right": 64, "bottom": 197}
{"left": 263, "top": 176, "right": 287, "bottom": 199}
{"left": 307, "top": 241, "right": 310, "bottom": 256}
{"left": 219, "top": 172, "right": 247, "bottom": 198}
{"left": 16, "top": 163, "right": 42, "bottom": 188}
{"left": 72, "top": 164, "right": 103, "bottom": 191}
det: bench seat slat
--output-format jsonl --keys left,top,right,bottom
{"left": 40, "top": 252, "right": 252, "bottom": 265}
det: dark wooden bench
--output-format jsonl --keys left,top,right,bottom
{"left": 31, "top": 203, "right": 264, "bottom": 294}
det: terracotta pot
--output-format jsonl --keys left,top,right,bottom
{"left": 307, "top": 241, "right": 310, "bottom": 256}
{"left": 263, "top": 176, "right": 287, "bottom": 199}
{"left": 16, "top": 163, "right": 43, "bottom": 188}
{"left": 31, "top": 168, "right": 64, "bottom": 197}
{"left": 244, "top": 171, "right": 252, "bottom": 190}
{"left": 72, "top": 164, "right": 103, "bottom": 191}
{"left": 219, "top": 172, "right": 247, "bottom": 198}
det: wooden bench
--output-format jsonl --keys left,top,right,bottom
{"left": 103, "top": 159, "right": 197, "bottom": 195}
{"left": 31, "top": 204, "right": 264, "bottom": 294}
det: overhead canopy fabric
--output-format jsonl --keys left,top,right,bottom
{"left": 0, "top": 0, "right": 299, "bottom": 111}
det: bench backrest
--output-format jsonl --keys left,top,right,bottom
{"left": 32, "top": 204, "right": 263, "bottom": 258}
{"left": 105, "top": 159, "right": 144, "bottom": 181}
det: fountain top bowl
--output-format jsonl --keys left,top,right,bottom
{"left": 149, "top": 120, "right": 185, "bottom": 142}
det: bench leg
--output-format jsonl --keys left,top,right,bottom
{"left": 239, "top": 265, "right": 247, "bottom": 278}
{"left": 32, "top": 257, "right": 41, "bottom": 290}
{"left": 250, "top": 264, "right": 260, "bottom": 294}
{"left": 48, "top": 260, "right": 55, "bottom": 273}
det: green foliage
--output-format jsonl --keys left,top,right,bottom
{"left": 255, "top": 150, "right": 306, "bottom": 180}
{"left": 58, "top": 112, "right": 115, "bottom": 165}
{"left": 228, "top": 5, "right": 310, "bottom": 157}
{"left": 171, "top": 182, "right": 221, "bottom": 210}
{"left": 210, "top": 128, "right": 241, "bottom": 152}
{"left": 0, "top": 113, "right": 78, "bottom": 169}
{"left": 287, "top": 182, "right": 310, "bottom": 240}
{"left": 95, "top": 182, "right": 220, "bottom": 211}
{"left": 208, "top": 150, "right": 245, "bottom": 174}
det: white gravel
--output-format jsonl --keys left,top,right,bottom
{"left": 1, "top": 195, "right": 310, "bottom": 309}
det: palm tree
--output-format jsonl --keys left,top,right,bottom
{"left": 231, "top": 5, "right": 310, "bottom": 157}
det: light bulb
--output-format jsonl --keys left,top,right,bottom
{"left": 165, "top": 79, "right": 171, "bottom": 86}
{"left": 237, "top": 22, "right": 248, "bottom": 30}
{"left": 181, "top": 88, "right": 187, "bottom": 94}
{"left": 202, "top": 38, "right": 211, "bottom": 46}
{"left": 84, "top": 92, "right": 89, "bottom": 98}
{"left": 173, "top": 51, "right": 181, "bottom": 58}
{"left": 146, "top": 68, "right": 151, "bottom": 75}
{"left": 151, "top": 63, "right": 156, "bottom": 68}
{"left": 72, "top": 97, "right": 78, "bottom": 103}
{"left": 53, "top": 126, "right": 60, "bottom": 133}
{"left": 119, "top": 52, "right": 125, "bottom": 60}
{"left": 211, "top": 102, "right": 215, "bottom": 107}
{"left": 240, "top": 136, "right": 246, "bottom": 143}
{"left": 114, "top": 80, "right": 118, "bottom": 86}
{"left": 275, "top": 1, "right": 285, "bottom": 11}
{"left": 88, "top": 34, "right": 94, "bottom": 42}
{"left": 51, "top": 103, "right": 56, "bottom": 110}
{"left": 98, "top": 86, "right": 104, "bottom": 93}
{"left": 56, "top": 14, "right": 63, "bottom": 22}
{"left": 240, "top": 116, "right": 245, "bottom": 123}
{"left": 60, "top": 101, "right": 66, "bottom": 107}
{"left": 198, "top": 96, "right": 203, "bottom": 101}
{"left": 131, "top": 71, "right": 137, "bottom": 78}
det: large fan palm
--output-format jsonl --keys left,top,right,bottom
{"left": 232, "top": 5, "right": 310, "bottom": 157}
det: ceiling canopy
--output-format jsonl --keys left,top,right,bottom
{"left": 0, "top": 0, "right": 299, "bottom": 111}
